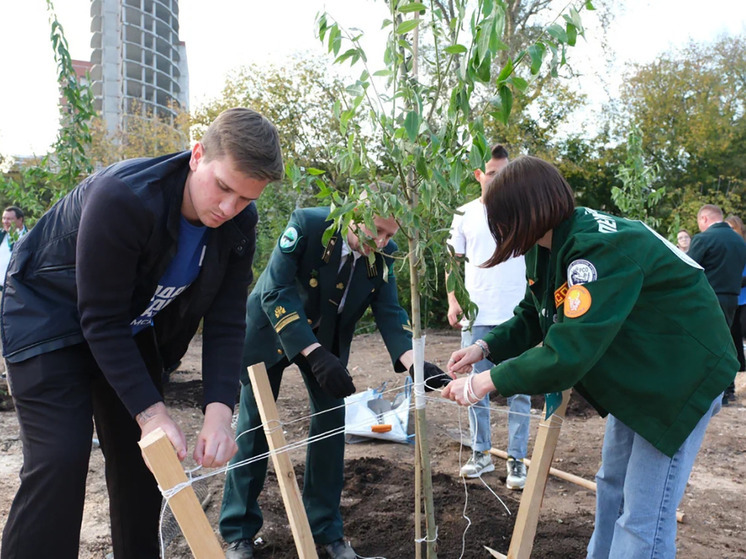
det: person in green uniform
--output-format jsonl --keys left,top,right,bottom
{"left": 443, "top": 156, "right": 736, "bottom": 559}
{"left": 220, "top": 204, "right": 448, "bottom": 559}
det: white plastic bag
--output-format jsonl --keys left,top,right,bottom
{"left": 344, "top": 377, "right": 412, "bottom": 444}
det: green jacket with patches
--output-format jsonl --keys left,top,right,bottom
{"left": 483, "top": 207, "right": 737, "bottom": 456}
{"left": 241, "top": 207, "right": 412, "bottom": 383}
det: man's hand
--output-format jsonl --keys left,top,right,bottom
{"left": 305, "top": 346, "right": 356, "bottom": 399}
{"left": 447, "top": 301, "right": 464, "bottom": 328}
{"left": 409, "top": 362, "right": 451, "bottom": 392}
{"left": 446, "top": 344, "right": 483, "bottom": 376}
{"left": 136, "top": 401, "right": 187, "bottom": 464}
{"left": 193, "top": 402, "right": 238, "bottom": 468}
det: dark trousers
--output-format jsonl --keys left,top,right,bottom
{"left": 219, "top": 356, "right": 346, "bottom": 546}
{"left": 718, "top": 296, "right": 739, "bottom": 397}
{"left": 1, "top": 331, "right": 163, "bottom": 559}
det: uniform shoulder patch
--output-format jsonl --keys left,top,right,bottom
{"left": 564, "top": 285, "right": 592, "bottom": 318}
{"left": 279, "top": 226, "right": 301, "bottom": 253}
{"left": 567, "top": 259, "right": 597, "bottom": 287}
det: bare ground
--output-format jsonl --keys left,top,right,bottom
{"left": 1, "top": 329, "right": 745, "bottom": 558}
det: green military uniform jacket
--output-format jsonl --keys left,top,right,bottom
{"left": 483, "top": 207, "right": 737, "bottom": 457}
{"left": 241, "top": 207, "right": 413, "bottom": 383}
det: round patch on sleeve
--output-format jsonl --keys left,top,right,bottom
{"left": 279, "top": 226, "right": 300, "bottom": 252}
{"left": 567, "top": 259, "right": 597, "bottom": 287}
{"left": 564, "top": 285, "right": 592, "bottom": 318}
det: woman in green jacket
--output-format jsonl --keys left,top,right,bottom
{"left": 443, "top": 156, "right": 736, "bottom": 559}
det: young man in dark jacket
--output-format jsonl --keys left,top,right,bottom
{"left": 0, "top": 107, "right": 283, "bottom": 559}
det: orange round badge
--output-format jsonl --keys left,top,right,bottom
{"left": 564, "top": 285, "right": 592, "bottom": 318}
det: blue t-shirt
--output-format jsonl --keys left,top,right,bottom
{"left": 131, "top": 216, "right": 208, "bottom": 334}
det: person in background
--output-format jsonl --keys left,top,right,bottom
{"left": 0, "top": 206, "right": 27, "bottom": 378}
{"left": 725, "top": 214, "right": 746, "bottom": 376}
{"left": 676, "top": 229, "right": 691, "bottom": 252}
{"left": 688, "top": 204, "right": 746, "bottom": 404}
{"left": 446, "top": 144, "right": 530, "bottom": 487}
{"left": 0, "top": 206, "right": 27, "bottom": 285}
{"left": 220, "top": 200, "right": 448, "bottom": 559}
{"left": 0, "top": 108, "right": 283, "bottom": 559}
{"left": 443, "top": 156, "right": 736, "bottom": 558}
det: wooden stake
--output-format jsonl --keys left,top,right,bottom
{"left": 247, "top": 363, "right": 319, "bottom": 559}
{"left": 138, "top": 428, "right": 223, "bottom": 559}
{"left": 415, "top": 415, "right": 423, "bottom": 559}
{"left": 501, "top": 390, "right": 572, "bottom": 559}
{"left": 488, "top": 448, "right": 684, "bottom": 523}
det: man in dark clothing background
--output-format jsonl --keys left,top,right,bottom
{"left": 0, "top": 107, "right": 283, "bottom": 559}
{"left": 688, "top": 203, "right": 746, "bottom": 404}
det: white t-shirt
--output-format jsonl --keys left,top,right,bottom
{"left": 448, "top": 198, "right": 526, "bottom": 326}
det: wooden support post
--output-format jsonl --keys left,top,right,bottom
{"left": 139, "top": 428, "right": 223, "bottom": 559}
{"left": 248, "top": 363, "right": 319, "bottom": 559}
{"left": 486, "top": 390, "right": 573, "bottom": 559}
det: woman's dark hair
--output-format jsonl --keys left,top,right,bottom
{"left": 483, "top": 155, "right": 575, "bottom": 267}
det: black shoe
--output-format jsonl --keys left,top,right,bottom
{"left": 225, "top": 539, "right": 254, "bottom": 559}
{"left": 323, "top": 539, "right": 356, "bottom": 559}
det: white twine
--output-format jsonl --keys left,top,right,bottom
{"left": 153, "top": 378, "right": 549, "bottom": 557}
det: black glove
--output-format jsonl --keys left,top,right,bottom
{"left": 305, "top": 346, "right": 356, "bottom": 399}
{"left": 409, "top": 362, "right": 451, "bottom": 392}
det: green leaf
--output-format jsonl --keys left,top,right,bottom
{"left": 415, "top": 153, "right": 431, "bottom": 180}
{"left": 404, "top": 110, "right": 421, "bottom": 142}
{"left": 396, "top": 19, "right": 420, "bottom": 34}
{"left": 527, "top": 43, "right": 546, "bottom": 75}
{"left": 373, "top": 69, "right": 394, "bottom": 77}
{"left": 585, "top": 0, "right": 596, "bottom": 11}
{"left": 498, "top": 85, "right": 513, "bottom": 123}
{"left": 566, "top": 23, "right": 577, "bottom": 47}
{"left": 399, "top": 2, "right": 427, "bottom": 13}
{"left": 546, "top": 23, "right": 568, "bottom": 44}
{"left": 495, "top": 58, "right": 514, "bottom": 84}
{"left": 307, "top": 168, "right": 326, "bottom": 176}
{"left": 444, "top": 44, "right": 468, "bottom": 54}
{"left": 509, "top": 76, "right": 528, "bottom": 92}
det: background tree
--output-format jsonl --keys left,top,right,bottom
{"left": 88, "top": 100, "right": 190, "bottom": 167}
{"left": 0, "top": 0, "right": 95, "bottom": 225}
{"left": 619, "top": 35, "right": 746, "bottom": 231}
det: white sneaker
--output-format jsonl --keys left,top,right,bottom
{"left": 459, "top": 451, "right": 495, "bottom": 478}
{"left": 506, "top": 456, "right": 527, "bottom": 490}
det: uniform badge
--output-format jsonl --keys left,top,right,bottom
{"left": 279, "top": 226, "right": 300, "bottom": 253}
{"left": 336, "top": 282, "right": 344, "bottom": 290}
{"left": 554, "top": 282, "right": 568, "bottom": 308}
{"left": 567, "top": 259, "right": 597, "bottom": 287}
{"left": 274, "top": 306, "right": 286, "bottom": 318}
{"left": 309, "top": 278, "right": 318, "bottom": 288}
{"left": 564, "top": 285, "right": 591, "bottom": 318}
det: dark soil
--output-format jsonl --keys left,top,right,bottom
{"left": 1, "top": 330, "right": 745, "bottom": 558}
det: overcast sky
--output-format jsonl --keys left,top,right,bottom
{"left": 0, "top": 0, "right": 743, "bottom": 156}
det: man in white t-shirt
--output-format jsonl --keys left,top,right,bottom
{"left": 446, "top": 145, "right": 531, "bottom": 488}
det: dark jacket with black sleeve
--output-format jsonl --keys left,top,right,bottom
{"left": 0, "top": 151, "right": 257, "bottom": 416}
{"left": 688, "top": 221, "right": 746, "bottom": 310}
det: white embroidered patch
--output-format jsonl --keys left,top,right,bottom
{"left": 279, "top": 226, "right": 300, "bottom": 252}
{"left": 567, "top": 259, "right": 598, "bottom": 286}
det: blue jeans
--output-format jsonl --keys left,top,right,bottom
{"left": 461, "top": 326, "right": 530, "bottom": 457}
{"left": 587, "top": 394, "right": 722, "bottom": 559}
